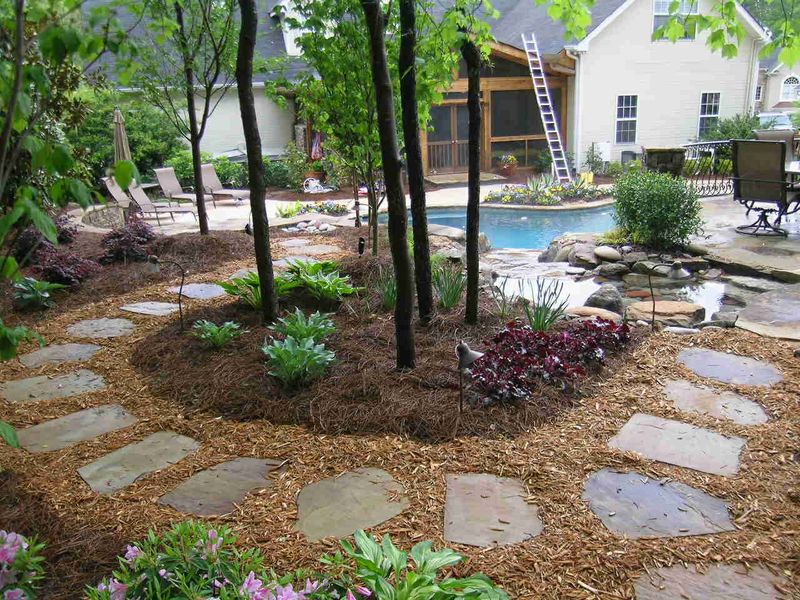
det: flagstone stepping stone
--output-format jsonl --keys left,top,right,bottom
{"left": 736, "top": 290, "right": 800, "bottom": 341}
{"left": 18, "top": 405, "right": 137, "bottom": 453}
{"left": 67, "top": 318, "right": 135, "bottom": 339}
{"left": 609, "top": 413, "right": 745, "bottom": 476}
{"left": 582, "top": 468, "right": 734, "bottom": 538}
{"left": 19, "top": 343, "right": 101, "bottom": 368}
{"left": 229, "top": 268, "right": 258, "bottom": 279}
{"left": 294, "top": 467, "right": 409, "bottom": 541}
{"left": 300, "top": 244, "right": 340, "bottom": 256}
{"left": 664, "top": 379, "right": 768, "bottom": 425}
{"left": 634, "top": 563, "right": 789, "bottom": 599}
{"left": 678, "top": 348, "right": 783, "bottom": 387}
{"left": 169, "top": 283, "right": 226, "bottom": 299}
{"left": 159, "top": 457, "right": 284, "bottom": 516}
{"left": 120, "top": 301, "right": 180, "bottom": 316}
{"left": 1, "top": 369, "right": 106, "bottom": 403}
{"left": 444, "top": 473, "right": 543, "bottom": 547}
{"left": 279, "top": 238, "right": 310, "bottom": 248}
{"left": 78, "top": 431, "right": 200, "bottom": 494}
{"left": 274, "top": 255, "right": 313, "bottom": 268}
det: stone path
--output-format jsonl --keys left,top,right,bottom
{"left": 159, "top": 458, "right": 284, "bottom": 516}
{"left": 663, "top": 379, "right": 768, "bottom": 425}
{"left": 67, "top": 318, "right": 135, "bottom": 339}
{"left": 634, "top": 563, "right": 788, "bottom": 599}
{"left": 294, "top": 468, "right": 408, "bottom": 541}
{"left": 736, "top": 290, "right": 800, "bottom": 341}
{"left": 678, "top": 348, "right": 784, "bottom": 386}
{"left": 121, "top": 301, "right": 180, "bottom": 316}
{"left": 299, "top": 244, "right": 341, "bottom": 256}
{"left": 1, "top": 369, "right": 106, "bottom": 403}
{"left": 78, "top": 431, "right": 200, "bottom": 494}
{"left": 169, "top": 283, "right": 226, "bottom": 300}
{"left": 279, "top": 238, "right": 309, "bottom": 248}
{"left": 19, "top": 343, "right": 101, "bottom": 368}
{"left": 609, "top": 413, "right": 745, "bottom": 476}
{"left": 582, "top": 469, "right": 735, "bottom": 538}
{"left": 444, "top": 473, "right": 542, "bottom": 547}
{"left": 18, "top": 405, "right": 137, "bottom": 453}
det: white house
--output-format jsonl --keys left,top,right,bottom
{"left": 756, "top": 51, "right": 800, "bottom": 115}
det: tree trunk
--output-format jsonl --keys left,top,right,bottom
{"left": 365, "top": 169, "right": 379, "bottom": 256}
{"left": 361, "top": 0, "right": 415, "bottom": 369}
{"left": 175, "top": 2, "right": 209, "bottom": 235}
{"left": 351, "top": 169, "right": 361, "bottom": 227}
{"left": 461, "top": 39, "right": 481, "bottom": 324}
{"left": 399, "top": 0, "right": 433, "bottom": 323}
{"left": 236, "top": 0, "right": 277, "bottom": 322}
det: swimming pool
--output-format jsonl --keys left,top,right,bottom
{"left": 384, "top": 206, "right": 616, "bottom": 250}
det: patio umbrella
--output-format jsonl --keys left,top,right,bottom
{"left": 113, "top": 107, "right": 132, "bottom": 164}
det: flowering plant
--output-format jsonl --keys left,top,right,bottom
{"left": 0, "top": 530, "right": 45, "bottom": 600}
{"left": 485, "top": 175, "right": 605, "bottom": 207}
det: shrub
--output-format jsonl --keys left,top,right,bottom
{"left": 100, "top": 220, "right": 157, "bottom": 264}
{"left": 264, "top": 157, "right": 292, "bottom": 188}
{"left": 613, "top": 171, "right": 703, "bottom": 249}
{"left": 529, "top": 148, "right": 552, "bottom": 173}
{"left": 165, "top": 149, "right": 213, "bottom": 187}
{"left": 262, "top": 335, "right": 335, "bottom": 389}
{"left": 12, "top": 215, "right": 78, "bottom": 266}
{"left": 471, "top": 318, "right": 630, "bottom": 403}
{"left": 596, "top": 227, "right": 630, "bottom": 246}
{"left": 433, "top": 263, "right": 466, "bottom": 309}
{"left": 35, "top": 246, "right": 99, "bottom": 286}
{"left": 191, "top": 320, "right": 246, "bottom": 348}
{"left": 583, "top": 143, "right": 604, "bottom": 174}
{"left": 210, "top": 156, "right": 246, "bottom": 188}
{"left": 700, "top": 112, "right": 759, "bottom": 141}
{"left": 219, "top": 272, "right": 262, "bottom": 309}
{"left": 283, "top": 142, "right": 311, "bottom": 190}
{"left": 0, "top": 530, "right": 45, "bottom": 599}
{"left": 520, "top": 278, "right": 568, "bottom": 332}
{"left": 605, "top": 161, "right": 625, "bottom": 178}
{"left": 270, "top": 308, "right": 335, "bottom": 342}
{"left": 485, "top": 176, "right": 604, "bottom": 206}
{"left": 374, "top": 264, "right": 397, "bottom": 311}
{"left": 276, "top": 201, "right": 303, "bottom": 218}
{"left": 13, "top": 277, "right": 67, "bottom": 310}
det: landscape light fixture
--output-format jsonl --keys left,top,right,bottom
{"left": 147, "top": 255, "right": 186, "bottom": 331}
{"left": 455, "top": 340, "right": 484, "bottom": 416}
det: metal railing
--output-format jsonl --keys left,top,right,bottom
{"left": 681, "top": 140, "right": 733, "bottom": 197}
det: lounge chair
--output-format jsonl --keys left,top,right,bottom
{"left": 201, "top": 163, "right": 249, "bottom": 204}
{"left": 102, "top": 176, "right": 133, "bottom": 209}
{"left": 155, "top": 167, "right": 215, "bottom": 206}
{"left": 128, "top": 181, "right": 198, "bottom": 226}
{"left": 754, "top": 129, "right": 797, "bottom": 167}
{"left": 731, "top": 139, "right": 800, "bottom": 236}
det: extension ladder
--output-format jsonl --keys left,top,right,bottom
{"left": 521, "top": 33, "right": 572, "bottom": 183}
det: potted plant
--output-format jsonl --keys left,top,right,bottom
{"left": 304, "top": 159, "right": 325, "bottom": 180}
{"left": 498, "top": 154, "right": 518, "bottom": 176}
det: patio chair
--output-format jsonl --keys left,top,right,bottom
{"left": 154, "top": 167, "right": 215, "bottom": 207}
{"left": 128, "top": 181, "right": 198, "bottom": 226}
{"left": 754, "top": 129, "right": 797, "bottom": 167}
{"left": 102, "top": 176, "right": 133, "bottom": 209}
{"left": 201, "top": 163, "right": 249, "bottom": 204}
{"left": 731, "top": 139, "right": 800, "bottom": 236}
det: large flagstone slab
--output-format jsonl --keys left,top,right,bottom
{"left": 78, "top": 431, "right": 200, "bottom": 494}
{"left": 121, "top": 301, "right": 180, "bottom": 316}
{"left": 444, "top": 473, "right": 543, "bottom": 547}
{"left": 294, "top": 467, "right": 408, "bottom": 541}
{"left": 300, "top": 244, "right": 340, "bottom": 256}
{"left": 634, "top": 563, "right": 789, "bottom": 599}
{"left": 18, "top": 405, "right": 137, "bottom": 453}
{"left": 169, "top": 283, "right": 226, "bottom": 299}
{"left": 19, "top": 343, "right": 101, "bottom": 368}
{"left": 1, "top": 369, "right": 106, "bottom": 403}
{"left": 159, "top": 457, "right": 284, "bottom": 516}
{"left": 582, "top": 469, "right": 734, "bottom": 538}
{"left": 279, "top": 238, "right": 310, "bottom": 248}
{"left": 736, "top": 290, "right": 800, "bottom": 341}
{"left": 609, "top": 413, "right": 745, "bottom": 476}
{"left": 678, "top": 348, "right": 783, "bottom": 387}
{"left": 664, "top": 379, "right": 768, "bottom": 425}
{"left": 67, "top": 318, "right": 135, "bottom": 339}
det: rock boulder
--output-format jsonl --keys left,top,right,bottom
{"left": 584, "top": 284, "right": 624, "bottom": 315}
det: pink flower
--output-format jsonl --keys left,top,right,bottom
{"left": 96, "top": 583, "right": 107, "bottom": 592}
{"left": 158, "top": 569, "right": 170, "bottom": 579}
{"left": 355, "top": 586, "right": 372, "bottom": 597}
{"left": 0, "top": 547, "right": 16, "bottom": 566}
{"left": 346, "top": 591, "right": 357, "bottom": 600}
{"left": 302, "top": 580, "right": 320, "bottom": 595}
{"left": 123, "top": 545, "right": 142, "bottom": 563}
{"left": 240, "top": 572, "right": 264, "bottom": 598}
{"left": 204, "top": 529, "right": 223, "bottom": 557}
{"left": 3, "top": 589, "right": 25, "bottom": 600}
{"left": 109, "top": 578, "right": 128, "bottom": 600}
{"left": 0, "top": 567, "right": 18, "bottom": 588}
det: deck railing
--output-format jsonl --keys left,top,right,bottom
{"left": 681, "top": 140, "right": 733, "bottom": 197}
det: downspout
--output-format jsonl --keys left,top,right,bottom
{"left": 566, "top": 47, "right": 583, "bottom": 172}
{"left": 744, "top": 39, "right": 759, "bottom": 114}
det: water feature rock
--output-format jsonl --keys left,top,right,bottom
{"left": 627, "top": 300, "right": 705, "bottom": 326}
{"left": 553, "top": 244, "right": 574, "bottom": 263}
{"left": 567, "top": 306, "right": 622, "bottom": 321}
{"left": 722, "top": 275, "right": 788, "bottom": 293}
{"left": 565, "top": 266, "right": 586, "bottom": 275}
{"left": 700, "top": 268, "right": 723, "bottom": 280}
{"left": 736, "top": 290, "right": 800, "bottom": 341}
{"left": 678, "top": 348, "right": 783, "bottom": 386}
{"left": 710, "top": 311, "right": 739, "bottom": 325}
{"left": 597, "top": 262, "right": 630, "bottom": 277}
{"left": 634, "top": 563, "right": 788, "bottom": 599}
{"left": 584, "top": 284, "right": 624, "bottom": 315}
{"left": 478, "top": 232, "right": 491, "bottom": 253}
{"left": 664, "top": 326, "right": 700, "bottom": 334}
{"left": 632, "top": 261, "right": 659, "bottom": 275}
{"left": 594, "top": 245, "right": 622, "bottom": 261}
{"left": 569, "top": 243, "right": 599, "bottom": 268}
{"left": 686, "top": 242, "right": 709, "bottom": 255}
{"left": 622, "top": 251, "right": 648, "bottom": 265}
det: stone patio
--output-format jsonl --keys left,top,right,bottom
{"left": 736, "top": 290, "right": 800, "bottom": 341}
{"left": 663, "top": 379, "right": 768, "bottom": 425}
{"left": 67, "top": 318, "right": 135, "bottom": 339}
{"left": 1, "top": 369, "right": 106, "bottom": 403}
{"left": 18, "top": 343, "right": 101, "bottom": 368}
{"left": 18, "top": 405, "right": 138, "bottom": 453}
{"left": 678, "top": 348, "right": 784, "bottom": 386}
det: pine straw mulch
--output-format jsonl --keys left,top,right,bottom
{"left": 0, "top": 228, "right": 798, "bottom": 599}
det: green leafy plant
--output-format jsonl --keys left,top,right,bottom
{"left": 283, "top": 142, "right": 312, "bottom": 190}
{"left": 276, "top": 201, "right": 303, "bottom": 218}
{"left": 374, "top": 265, "right": 397, "bottom": 311}
{"left": 281, "top": 259, "right": 358, "bottom": 304}
{"left": 219, "top": 272, "right": 262, "bottom": 309}
{"left": 433, "top": 263, "right": 467, "bottom": 310}
{"left": 165, "top": 148, "right": 213, "bottom": 187}
{"left": 613, "top": 171, "right": 703, "bottom": 249}
{"left": 490, "top": 276, "right": 515, "bottom": 320}
{"left": 700, "top": 112, "right": 759, "bottom": 141}
{"left": 597, "top": 227, "right": 630, "bottom": 246}
{"left": 191, "top": 320, "right": 246, "bottom": 348}
{"left": 0, "top": 319, "right": 44, "bottom": 361}
{"left": 262, "top": 335, "right": 336, "bottom": 389}
{"left": 583, "top": 143, "right": 605, "bottom": 174}
{"left": 263, "top": 157, "right": 292, "bottom": 188}
{"left": 0, "top": 531, "right": 45, "bottom": 598}
{"left": 270, "top": 308, "right": 335, "bottom": 342}
{"left": 285, "top": 259, "right": 340, "bottom": 277}
{"left": 0, "top": 421, "right": 19, "bottom": 448}
{"left": 13, "top": 277, "right": 67, "bottom": 310}
{"left": 520, "top": 278, "right": 568, "bottom": 332}
{"left": 529, "top": 148, "right": 552, "bottom": 173}
{"left": 498, "top": 154, "right": 517, "bottom": 168}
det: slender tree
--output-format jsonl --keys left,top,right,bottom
{"left": 461, "top": 37, "right": 481, "bottom": 325}
{"left": 236, "top": 0, "right": 277, "bottom": 322}
{"left": 399, "top": 0, "right": 434, "bottom": 323}
{"left": 361, "top": 0, "right": 416, "bottom": 368}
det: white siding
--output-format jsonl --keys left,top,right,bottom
{"left": 574, "top": 0, "right": 761, "bottom": 166}
{"left": 761, "top": 64, "right": 800, "bottom": 112}
{"left": 197, "top": 90, "right": 295, "bottom": 156}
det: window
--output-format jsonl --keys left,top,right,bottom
{"left": 653, "top": 0, "right": 698, "bottom": 38}
{"left": 615, "top": 95, "right": 638, "bottom": 144}
{"left": 781, "top": 76, "right": 800, "bottom": 101}
{"left": 698, "top": 92, "right": 720, "bottom": 138}
{"left": 755, "top": 85, "right": 763, "bottom": 102}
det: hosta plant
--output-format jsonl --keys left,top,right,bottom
{"left": 13, "top": 277, "right": 67, "bottom": 310}
{"left": 219, "top": 272, "right": 262, "bottom": 309}
{"left": 270, "top": 308, "right": 335, "bottom": 343}
{"left": 0, "top": 531, "right": 45, "bottom": 599}
{"left": 191, "top": 320, "right": 246, "bottom": 349}
{"left": 262, "top": 335, "right": 335, "bottom": 389}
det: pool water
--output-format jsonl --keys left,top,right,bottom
{"left": 388, "top": 206, "right": 616, "bottom": 250}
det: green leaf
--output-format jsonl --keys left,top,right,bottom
{"left": 20, "top": 198, "right": 58, "bottom": 244}
{"left": 0, "top": 202, "right": 26, "bottom": 245}
{"left": 0, "top": 421, "right": 19, "bottom": 448}
{"left": 0, "top": 256, "right": 21, "bottom": 281}
{"left": 113, "top": 159, "right": 137, "bottom": 189}
{"left": 39, "top": 26, "right": 81, "bottom": 62}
